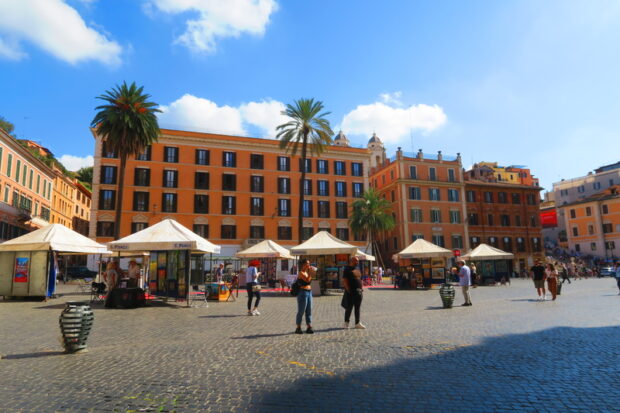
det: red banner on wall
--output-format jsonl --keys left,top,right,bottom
{"left": 540, "top": 209, "right": 558, "bottom": 228}
{"left": 14, "top": 257, "right": 29, "bottom": 283}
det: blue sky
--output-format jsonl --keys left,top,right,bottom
{"left": 1, "top": 0, "right": 619, "bottom": 191}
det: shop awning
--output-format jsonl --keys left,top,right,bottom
{"left": 461, "top": 243, "right": 514, "bottom": 260}
{"left": 355, "top": 249, "right": 376, "bottom": 261}
{"left": 0, "top": 223, "right": 108, "bottom": 254}
{"left": 397, "top": 238, "right": 453, "bottom": 259}
{"left": 107, "top": 219, "right": 221, "bottom": 253}
{"left": 235, "top": 239, "right": 294, "bottom": 259}
{"left": 290, "top": 231, "right": 359, "bottom": 256}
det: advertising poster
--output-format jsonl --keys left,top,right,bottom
{"left": 14, "top": 257, "right": 29, "bottom": 283}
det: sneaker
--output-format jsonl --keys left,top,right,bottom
{"left": 247, "top": 310, "right": 254, "bottom": 316}
{"left": 354, "top": 323, "right": 366, "bottom": 329}
{"left": 252, "top": 309, "right": 260, "bottom": 315}
{"left": 295, "top": 327, "right": 303, "bottom": 334}
{"left": 343, "top": 322, "right": 350, "bottom": 329}
{"left": 306, "top": 327, "right": 314, "bottom": 334}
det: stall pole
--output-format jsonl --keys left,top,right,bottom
{"left": 186, "top": 250, "right": 191, "bottom": 308}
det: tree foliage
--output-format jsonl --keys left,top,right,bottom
{"left": 349, "top": 187, "right": 396, "bottom": 262}
{"left": 76, "top": 166, "right": 93, "bottom": 190}
{"left": 0, "top": 116, "right": 15, "bottom": 135}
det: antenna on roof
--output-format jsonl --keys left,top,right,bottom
{"left": 409, "top": 107, "right": 414, "bottom": 154}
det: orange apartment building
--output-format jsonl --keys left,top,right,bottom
{"left": 464, "top": 179, "right": 544, "bottom": 271}
{"left": 0, "top": 128, "right": 54, "bottom": 241}
{"left": 371, "top": 148, "right": 468, "bottom": 261}
{"left": 50, "top": 165, "right": 77, "bottom": 228}
{"left": 89, "top": 128, "right": 371, "bottom": 256}
{"left": 72, "top": 181, "right": 91, "bottom": 236}
{"left": 559, "top": 186, "right": 620, "bottom": 259}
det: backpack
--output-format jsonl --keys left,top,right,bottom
{"left": 290, "top": 280, "right": 300, "bottom": 297}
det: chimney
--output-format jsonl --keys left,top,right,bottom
{"left": 396, "top": 146, "right": 403, "bottom": 160}
{"left": 417, "top": 148, "right": 423, "bottom": 159}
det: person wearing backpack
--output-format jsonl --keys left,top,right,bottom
{"left": 294, "top": 259, "right": 314, "bottom": 334}
{"left": 342, "top": 256, "right": 365, "bottom": 329}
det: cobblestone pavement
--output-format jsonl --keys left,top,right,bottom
{"left": 1, "top": 278, "right": 620, "bottom": 412}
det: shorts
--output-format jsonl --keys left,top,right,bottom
{"left": 534, "top": 280, "right": 544, "bottom": 288}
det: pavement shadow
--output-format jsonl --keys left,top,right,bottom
{"left": 510, "top": 299, "right": 542, "bottom": 302}
{"left": 424, "top": 306, "right": 451, "bottom": 310}
{"left": 232, "top": 332, "right": 292, "bottom": 339}
{"left": 2, "top": 351, "right": 66, "bottom": 360}
{"left": 198, "top": 314, "right": 244, "bottom": 318}
{"left": 255, "top": 325, "right": 620, "bottom": 411}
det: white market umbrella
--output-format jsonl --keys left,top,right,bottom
{"left": 397, "top": 238, "right": 453, "bottom": 259}
{"left": 355, "top": 249, "right": 376, "bottom": 261}
{"left": 0, "top": 223, "right": 107, "bottom": 254}
{"left": 461, "top": 243, "right": 514, "bottom": 260}
{"left": 290, "top": 231, "right": 359, "bottom": 256}
{"left": 235, "top": 239, "right": 294, "bottom": 259}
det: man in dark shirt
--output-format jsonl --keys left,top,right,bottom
{"left": 342, "top": 256, "right": 365, "bottom": 329}
{"left": 530, "top": 260, "right": 547, "bottom": 300}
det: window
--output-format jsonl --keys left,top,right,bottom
{"left": 278, "top": 178, "right": 290, "bottom": 194}
{"left": 318, "top": 201, "right": 330, "bottom": 218}
{"left": 588, "top": 224, "right": 594, "bottom": 235}
{"left": 249, "top": 154, "right": 264, "bottom": 169}
{"left": 448, "top": 189, "right": 459, "bottom": 202}
{"left": 501, "top": 214, "right": 510, "bottom": 226}
{"left": 503, "top": 237, "right": 512, "bottom": 251}
{"left": 429, "top": 167, "right": 437, "bottom": 181}
{"left": 577, "top": 185, "right": 585, "bottom": 193}
{"left": 575, "top": 244, "right": 581, "bottom": 252}
{"left": 28, "top": 170, "right": 33, "bottom": 189}
{"left": 278, "top": 226, "right": 292, "bottom": 240}
{"left": 468, "top": 213, "right": 479, "bottom": 225}
{"left": 336, "top": 228, "right": 349, "bottom": 240}
{"left": 448, "top": 169, "right": 456, "bottom": 182}
{"left": 277, "top": 156, "right": 290, "bottom": 171}
{"left": 15, "top": 160, "right": 20, "bottom": 182}
{"left": 335, "top": 181, "right": 347, "bottom": 197}
{"left": 487, "top": 214, "right": 494, "bottom": 226}
{"left": 96, "top": 221, "right": 115, "bottom": 237}
{"left": 593, "top": 182, "right": 601, "bottom": 190}
{"left": 101, "top": 166, "right": 117, "bottom": 184}
{"left": 221, "top": 225, "right": 236, "bottom": 239}
{"left": 137, "top": 146, "right": 151, "bottom": 161}
{"left": 6, "top": 153, "right": 12, "bottom": 177}
{"left": 585, "top": 206, "right": 592, "bottom": 216}
{"left": 222, "top": 196, "right": 236, "bottom": 215}
{"left": 36, "top": 175, "right": 40, "bottom": 194}
{"left": 134, "top": 168, "right": 150, "bottom": 186}
{"left": 195, "top": 149, "right": 210, "bottom": 165}
{"left": 250, "top": 197, "right": 264, "bottom": 216}
{"left": 317, "top": 159, "right": 329, "bottom": 174}
{"left": 99, "top": 190, "right": 115, "bottom": 210}
{"left": 570, "top": 209, "right": 576, "bottom": 219}
{"left": 470, "top": 236, "right": 480, "bottom": 248}
{"left": 163, "top": 170, "right": 178, "bottom": 188}
{"left": 222, "top": 174, "right": 236, "bottom": 191}
{"left": 452, "top": 235, "right": 463, "bottom": 249}
{"left": 610, "top": 179, "right": 615, "bottom": 187}
{"left": 164, "top": 147, "right": 179, "bottom": 163}
{"left": 429, "top": 188, "right": 440, "bottom": 201}
{"left": 488, "top": 236, "right": 498, "bottom": 248}
{"left": 430, "top": 209, "right": 441, "bottom": 223}
{"left": 605, "top": 241, "right": 616, "bottom": 250}
{"left": 572, "top": 227, "right": 578, "bottom": 236}
{"left": 250, "top": 226, "right": 265, "bottom": 239}
{"left": 409, "top": 166, "right": 417, "bottom": 179}
{"left": 278, "top": 199, "right": 290, "bottom": 216}
{"left": 298, "top": 158, "right": 312, "bottom": 173}
{"left": 589, "top": 242, "right": 597, "bottom": 251}
{"left": 516, "top": 237, "right": 525, "bottom": 252}
{"left": 409, "top": 187, "right": 421, "bottom": 200}
{"left": 411, "top": 208, "right": 423, "bottom": 223}
{"left": 353, "top": 183, "right": 363, "bottom": 198}
{"left": 484, "top": 191, "right": 493, "bottom": 203}
{"left": 530, "top": 215, "right": 537, "bottom": 227}
{"left": 303, "top": 179, "right": 313, "bottom": 196}
{"left": 511, "top": 193, "right": 521, "bottom": 204}
{"left": 336, "top": 202, "right": 347, "bottom": 218}
{"left": 101, "top": 141, "right": 117, "bottom": 158}
{"left": 301, "top": 227, "right": 314, "bottom": 240}
{"left": 532, "top": 237, "right": 541, "bottom": 252}
{"left": 432, "top": 235, "right": 445, "bottom": 247}
{"left": 413, "top": 234, "right": 424, "bottom": 241}
{"left": 162, "top": 193, "right": 177, "bottom": 213}
{"left": 526, "top": 194, "right": 537, "bottom": 205}
{"left": 498, "top": 192, "right": 507, "bottom": 203}
{"left": 131, "top": 222, "right": 148, "bottom": 234}
{"left": 302, "top": 200, "right": 313, "bottom": 217}
{"left": 223, "top": 151, "right": 236, "bottom": 167}
{"left": 334, "top": 161, "right": 346, "bottom": 175}
{"left": 351, "top": 163, "right": 363, "bottom": 177}
{"left": 603, "top": 223, "right": 613, "bottom": 233}
{"left": 194, "top": 195, "right": 209, "bottom": 213}
{"left": 602, "top": 204, "right": 609, "bottom": 214}
{"left": 195, "top": 172, "right": 209, "bottom": 189}
{"left": 133, "top": 191, "right": 149, "bottom": 211}
{"left": 560, "top": 189, "right": 568, "bottom": 196}
{"left": 318, "top": 180, "right": 329, "bottom": 196}
{"left": 193, "top": 224, "right": 209, "bottom": 238}
{"left": 449, "top": 210, "right": 461, "bottom": 224}
{"left": 515, "top": 215, "right": 522, "bottom": 226}
{"left": 466, "top": 190, "right": 476, "bottom": 202}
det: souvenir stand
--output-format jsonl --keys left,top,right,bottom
{"left": 396, "top": 239, "right": 453, "bottom": 289}
{"left": 461, "top": 244, "right": 514, "bottom": 285}
{"left": 290, "top": 231, "right": 360, "bottom": 295}
{"left": 235, "top": 239, "right": 294, "bottom": 290}
{"left": 0, "top": 224, "right": 108, "bottom": 299}
{"left": 107, "top": 219, "right": 221, "bottom": 307}
{"left": 355, "top": 249, "right": 376, "bottom": 284}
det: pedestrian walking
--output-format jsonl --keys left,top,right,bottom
{"left": 470, "top": 263, "right": 478, "bottom": 288}
{"left": 615, "top": 262, "right": 620, "bottom": 295}
{"left": 530, "top": 260, "right": 547, "bottom": 300}
{"left": 377, "top": 266, "right": 383, "bottom": 285}
{"left": 456, "top": 259, "right": 472, "bottom": 306}
{"left": 343, "top": 256, "right": 365, "bottom": 329}
{"left": 546, "top": 263, "right": 559, "bottom": 301}
{"left": 246, "top": 260, "right": 261, "bottom": 316}
{"left": 295, "top": 259, "right": 314, "bottom": 334}
{"left": 560, "top": 262, "right": 571, "bottom": 284}
{"left": 215, "top": 263, "right": 224, "bottom": 283}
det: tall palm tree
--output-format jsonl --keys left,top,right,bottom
{"left": 349, "top": 187, "right": 396, "bottom": 266}
{"left": 276, "top": 98, "right": 334, "bottom": 243}
{"left": 91, "top": 81, "right": 161, "bottom": 239}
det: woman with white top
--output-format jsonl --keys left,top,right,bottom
{"left": 546, "top": 263, "right": 559, "bottom": 301}
{"left": 246, "top": 260, "right": 261, "bottom": 315}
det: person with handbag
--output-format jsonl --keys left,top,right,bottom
{"left": 295, "top": 259, "right": 314, "bottom": 334}
{"left": 246, "top": 260, "right": 261, "bottom": 315}
{"left": 342, "top": 256, "right": 366, "bottom": 329}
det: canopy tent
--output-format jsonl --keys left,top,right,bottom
{"left": 235, "top": 239, "right": 294, "bottom": 259}
{"left": 290, "top": 231, "right": 359, "bottom": 256}
{"left": 355, "top": 249, "right": 376, "bottom": 261}
{"left": 0, "top": 223, "right": 107, "bottom": 253}
{"left": 108, "top": 219, "right": 220, "bottom": 253}
{"left": 461, "top": 243, "right": 514, "bottom": 260}
{"left": 396, "top": 238, "right": 453, "bottom": 259}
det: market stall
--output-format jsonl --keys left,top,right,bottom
{"left": 290, "top": 231, "right": 359, "bottom": 295}
{"left": 107, "top": 219, "right": 220, "bottom": 307}
{"left": 0, "top": 224, "right": 108, "bottom": 299}
{"left": 235, "top": 239, "right": 294, "bottom": 289}
{"left": 461, "top": 244, "right": 514, "bottom": 284}
{"left": 396, "top": 239, "right": 453, "bottom": 289}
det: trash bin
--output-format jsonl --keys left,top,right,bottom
{"left": 59, "top": 301, "right": 94, "bottom": 353}
{"left": 439, "top": 283, "right": 455, "bottom": 308}
{"left": 556, "top": 281, "right": 562, "bottom": 295}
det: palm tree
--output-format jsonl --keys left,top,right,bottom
{"left": 91, "top": 81, "right": 161, "bottom": 239}
{"left": 276, "top": 98, "right": 334, "bottom": 243}
{"left": 349, "top": 187, "right": 396, "bottom": 266}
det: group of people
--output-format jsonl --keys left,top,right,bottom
{"left": 102, "top": 259, "right": 141, "bottom": 292}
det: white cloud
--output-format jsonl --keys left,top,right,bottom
{"left": 59, "top": 154, "right": 94, "bottom": 171}
{"left": 239, "top": 100, "right": 287, "bottom": 137}
{"left": 0, "top": 0, "right": 121, "bottom": 65}
{"left": 380, "top": 91, "right": 403, "bottom": 107}
{"left": 148, "top": 0, "right": 278, "bottom": 53}
{"left": 341, "top": 100, "right": 447, "bottom": 144}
